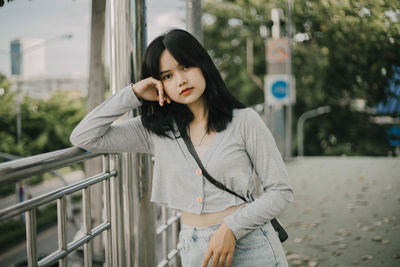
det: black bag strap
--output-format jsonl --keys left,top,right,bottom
{"left": 180, "top": 128, "right": 288, "bottom": 243}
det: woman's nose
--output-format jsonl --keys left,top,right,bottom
{"left": 177, "top": 72, "right": 187, "bottom": 86}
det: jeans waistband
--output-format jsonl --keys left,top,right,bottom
{"left": 180, "top": 222, "right": 223, "bottom": 237}
{"left": 180, "top": 221, "right": 273, "bottom": 238}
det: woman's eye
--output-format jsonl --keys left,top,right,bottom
{"left": 183, "top": 65, "right": 190, "bottom": 70}
{"left": 162, "top": 74, "right": 172, "bottom": 80}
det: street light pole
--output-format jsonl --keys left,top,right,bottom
{"left": 16, "top": 81, "right": 22, "bottom": 144}
{"left": 297, "top": 106, "right": 331, "bottom": 157}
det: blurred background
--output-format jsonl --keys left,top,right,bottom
{"left": 0, "top": 0, "right": 399, "bottom": 266}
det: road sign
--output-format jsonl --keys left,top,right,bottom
{"left": 267, "top": 38, "right": 289, "bottom": 63}
{"left": 265, "top": 74, "right": 295, "bottom": 106}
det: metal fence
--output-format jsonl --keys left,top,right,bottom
{"left": 0, "top": 147, "right": 181, "bottom": 267}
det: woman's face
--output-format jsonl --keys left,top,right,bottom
{"left": 159, "top": 49, "right": 206, "bottom": 107}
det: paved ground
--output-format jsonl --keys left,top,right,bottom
{"left": 279, "top": 157, "right": 400, "bottom": 267}
{"left": 1, "top": 157, "right": 399, "bottom": 267}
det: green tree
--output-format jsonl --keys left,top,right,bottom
{"left": 20, "top": 91, "right": 86, "bottom": 154}
{"left": 203, "top": 0, "right": 400, "bottom": 156}
{"left": 0, "top": 73, "right": 86, "bottom": 157}
{"left": 203, "top": 0, "right": 277, "bottom": 104}
{"left": 292, "top": 0, "right": 399, "bottom": 156}
{"left": 0, "top": 73, "right": 18, "bottom": 157}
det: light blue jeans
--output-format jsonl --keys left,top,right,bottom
{"left": 177, "top": 221, "right": 288, "bottom": 267}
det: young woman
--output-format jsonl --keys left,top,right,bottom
{"left": 70, "top": 29, "right": 293, "bottom": 267}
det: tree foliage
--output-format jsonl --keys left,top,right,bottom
{"left": 203, "top": 0, "right": 400, "bottom": 155}
{"left": 0, "top": 73, "right": 85, "bottom": 159}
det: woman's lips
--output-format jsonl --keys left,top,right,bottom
{"left": 180, "top": 88, "right": 193, "bottom": 96}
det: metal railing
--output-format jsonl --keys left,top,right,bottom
{"left": 0, "top": 147, "right": 181, "bottom": 267}
{"left": 156, "top": 207, "right": 181, "bottom": 267}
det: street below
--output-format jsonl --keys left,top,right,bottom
{"left": 280, "top": 157, "right": 400, "bottom": 267}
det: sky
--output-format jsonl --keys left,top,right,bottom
{"left": 0, "top": 0, "right": 185, "bottom": 77}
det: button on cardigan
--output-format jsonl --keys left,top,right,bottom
{"left": 70, "top": 85, "right": 293, "bottom": 240}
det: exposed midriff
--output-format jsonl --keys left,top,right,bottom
{"left": 181, "top": 204, "right": 243, "bottom": 227}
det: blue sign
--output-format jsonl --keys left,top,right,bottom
{"left": 265, "top": 74, "right": 295, "bottom": 106}
{"left": 271, "top": 80, "right": 288, "bottom": 99}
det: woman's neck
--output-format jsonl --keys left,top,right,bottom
{"left": 187, "top": 96, "right": 207, "bottom": 125}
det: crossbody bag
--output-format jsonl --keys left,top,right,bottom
{"left": 180, "top": 129, "right": 288, "bottom": 243}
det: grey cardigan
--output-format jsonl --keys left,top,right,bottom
{"left": 70, "top": 85, "right": 293, "bottom": 240}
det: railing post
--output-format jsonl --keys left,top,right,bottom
{"left": 110, "top": 154, "right": 122, "bottom": 266}
{"left": 83, "top": 186, "right": 92, "bottom": 267}
{"left": 172, "top": 209, "right": 182, "bottom": 267}
{"left": 57, "top": 196, "right": 68, "bottom": 267}
{"left": 162, "top": 207, "right": 168, "bottom": 262}
{"left": 103, "top": 155, "right": 112, "bottom": 267}
{"left": 25, "top": 208, "right": 38, "bottom": 267}
{"left": 135, "top": 153, "right": 156, "bottom": 267}
{"left": 122, "top": 152, "right": 136, "bottom": 266}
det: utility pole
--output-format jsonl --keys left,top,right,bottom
{"left": 186, "top": 0, "right": 203, "bottom": 44}
{"left": 264, "top": 7, "right": 295, "bottom": 158}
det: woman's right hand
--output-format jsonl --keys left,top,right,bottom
{"left": 131, "top": 77, "right": 171, "bottom": 106}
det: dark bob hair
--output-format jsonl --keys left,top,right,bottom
{"left": 140, "top": 29, "right": 245, "bottom": 138}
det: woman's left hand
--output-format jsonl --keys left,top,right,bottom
{"left": 202, "top": 222, "right": 236, "bottom": 267}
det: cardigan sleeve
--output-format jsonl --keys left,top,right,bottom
{"left": 70, "top": 85, "right": 153, "bottom": 154}
{"left": 223, "top": 108, "right": 293, "bottom": 240}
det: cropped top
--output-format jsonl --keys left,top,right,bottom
{"left": 70, "top": 85, "right": 293, "bottom": 240}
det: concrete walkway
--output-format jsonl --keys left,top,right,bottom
{"left": 279, "top": 157, "right": 400, "bottom": 267}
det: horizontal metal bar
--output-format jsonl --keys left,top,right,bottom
{"left": 156, "top": 249, "right": 179, "bottom": 267}
{"left": 157, "top": 259, "right": 168, "bottom": 267}
{"left": 168, "top": 249, "right": 179, "bottom": 261}
{"left": 0, "top": 170, "right": 117, "bottom": 221}
{"left": 0, "top": 147, "right": 104, "bottom": 186}
{"left": 167, "top": 214, "right": 181, "bottom": 225}
{"left": 38, "top": 222, "right": 111, "bottom": 267}
{"left": 38, "top": 250, "right": 64, "bottom": 267}
{"left": 67, "top": 222, "right": 110, "bottom": 253}
{"left": 156, "top": 224, "right": 168, "bottom": 235}
{"left": 156, "top": 214, "right": 181, "bottom": 235}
